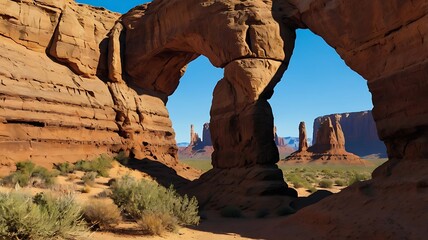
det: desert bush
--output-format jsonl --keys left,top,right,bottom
{"left": 308, "top": 187, "right": 317, "bottom": 193}
{"left": 114, "top": 151, "right": 130, "bottom": 165}
{"left": 53, "top": 162, "right": 75, "bottom": 176}
{"left": 348, "top": 172, "right": 370, "bottom": 185}
{"left": 1, "top": 161, "right": 57, "bottom": 188}
{"left": 67, "top": 174, "right": 79, "bottom": 181}
{"left": 276, "top": 205, "right": 296, "bottom": 216}
{"left": 318, "top": 179, "right": 333, "bottom": 188}
{"left": 138, "top": 212, "right": 178, "bottom": 235}
{"left": 0, "top": 192, "right": 88, "bottom": 239}
{"left": 74, "top": 154, "right": 113, "bottom": 177}
{"left": 292, "top": 181, "right": 304, "bottom": 188}
{"left": 334, "top": 179, "right": 347, "bottom": 186}
{"left": 111, "top": 176, "right": 199, "bottom": 234}
{"left": 81, "top": 185, "right": 92, "bottom": 193}
{"left": 83, "top": 199, "right": 121, "bottom": 230}
{"left": 81, "top": 171, "right": 97, "bottom": 186}
{"left": 220, "top": 206, "right": 242, "bottom": 218}
{"left": 286, "top": 173, "right": 311, "bottom": 189}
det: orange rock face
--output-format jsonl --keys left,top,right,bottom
{"left": 313, "top": 111, "right": 387, "bottom": 157}
{"left": 1, "top": 0, "right": 428, "bottom": 237}
{"left": 0, "top": 0, "right": 177, "bottom": 170}
{"left": 298, "top": 122, "right": 308, "bottom": 151}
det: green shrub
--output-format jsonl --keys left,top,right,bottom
{"left": 114, "top": 151, "right": 129, "bottom": 165}
{"left": 53, "top": 162, "right": 75, "bottom": 176}
{"left": 220, "top": 206, "right": 242, "bottom": 218}
{"left": 74, "top": 154, "right": 113, "bottom": 177}
{"left": 81, "top": 171, "right": 97, "bottom": 186}
{"left": 348, "top": 173, "right": 370, "bottom": 185}
{"left": 292, "top": 181, "right": 304, "bottom": 188}
{"left": 111, "top": 176, "right": 199, "bottom": 234}
{"left": 308, "top": 187, "right": 317, "bottom": 193}
{"left": 83, "top": 199, "right": 122, "bottom": 230}
{"left": 0, "top": 192, "right": 88, "bottom": 239}
{"left": 334, "top": 179, "right": 347, "bottom": 186}
{"left": 318, "top": 179, "right": 333, "bottom": 188}
{"left": 276, "top": 205, "right": 296, "bottom": 216}
{"left": 2, "top": 161, "right": 57, "bottom": 188}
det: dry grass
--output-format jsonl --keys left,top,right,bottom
{"left": 83, "top": 199, "right": 122, "bottom": 230}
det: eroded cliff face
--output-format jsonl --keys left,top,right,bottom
{"left": 313, "top": 111, "right": 387, "bottom": 157}
{"left": 1, "top": 0, "right": 428, "bottom": 237}
{"left": 278, "top": 0, "right": 428, "bottom": 238}
{"left": 0, "top": 0, "right": 178, "bottom": 172}
{"left": 290, "top": 0, "right": 428, "bottom": 163}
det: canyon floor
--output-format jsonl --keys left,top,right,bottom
{"left": 0, "top": 158, "right": 386, "bottom": 240}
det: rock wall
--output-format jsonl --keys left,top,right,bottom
{"left": 290, "top": 0, "right": 428, "bottom": 163}
{"left": 278, "top": 0, "right": 428, "bottom": 238}
{"left": 313, "top": 111, "right": 387, "bottom": 157}
{"left": 0, "top": 0, "right": 178, "bottom": 171}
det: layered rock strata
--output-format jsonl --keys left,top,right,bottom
{"left": 0, "top": 0, "right": 178, "bottom": 172}
{"left": 313, "top": 111, "right": 387, "bottom": 157}
{"left": 1, "top": 0, "right": 428, "bottom": 236}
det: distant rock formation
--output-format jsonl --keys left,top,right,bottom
{"left": 189, "top": 124, "right": 202, "bottom": 147}
{"left": 298, "top": 122, "right": 308, "bottom": 151}
{"left": 274, "top": 126, "right": 286, "bottom": 146}
{"left": 284, "top": 119, "right": 368, "bottom": 165}
{"left": 202, "top": 123, "right": 212, "bottom": 147}
{"left": 313, "top": 111, "right": 387, "bottom": 157}
{"left": 180, "top": 123, "right": 294, "bottom": 159}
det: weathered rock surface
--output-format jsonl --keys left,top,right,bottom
{"left": 284, "top": 118, "right": 368, "bottom": 165}
{"left": 1, "top": 0, "right": 428, "bottom": 237}
{"left": 117, "top": 0, "right": 299, "bottom": 208}
{"left": 298, "top": 122, "right": 308, "bottom": 151}
{"left": 278, "top": 0, "right": 428, "bottom": 239}
{"left": 313, "top": 111, "right": 387, "bottom": 157}
{"left": 202, "top": 123, "right": 212, "bottom": 147}
{"left": 0, "top": 0, "right": 178, "bottom": 172}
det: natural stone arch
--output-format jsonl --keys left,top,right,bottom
{"left": 288, "top": 0, "right": 428, "bottom": 174}
{"left": 108, "top": 0, "right": 301, "bottom": 209}
{"left": 109, "top": 0, "right": 428, "bottom": 216}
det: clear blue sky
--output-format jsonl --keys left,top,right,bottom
{"left": 77, "top": 0, "right": 373, "bottom": 143}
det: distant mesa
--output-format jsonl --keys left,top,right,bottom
{"left": 283, "top": 118, "right": 369, "bottom": 165}
{"left": 313, "top": 111, "right": 387, "bottom": 158}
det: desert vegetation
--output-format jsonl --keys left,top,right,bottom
{"left": 181, "top": 158, "right": 387, "bottom": 194}
{"left": 111, "top": 175, "right": 200, "bottom": 234}
{"left": 0, "top": 154, "right": 200, "bottom": 238}
{"left": 1, "top": 161, "right": 58, "bottom": 188}
{"left": 0, "top": 192, "right": 88, "bottom": 239}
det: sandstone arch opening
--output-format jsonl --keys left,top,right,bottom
{"left": 271, "top": 28, "right": 387, "bottom": 160}
{"left": 167, "top": 56, "right": 221, "bottom": 161}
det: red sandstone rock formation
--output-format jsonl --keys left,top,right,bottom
{"left": 189, "top": 124, "right": 202, "bottom": 147}
{"left": 313, "top": 111, "right": 387, "bottom": 157}
{"left": 284, "top": 118, "right": 368, "bottom": 165}
{"left": 1, "top": 0, "right": 428, "bottom": 236}
{"left": 0, "top": 0, "right": 177, "bottom": 170}
{"left": 202, "top": 123, "right": 212, "bottom": 147}
{"left": 298, "top": 122, "right": 308, "bottom": 151}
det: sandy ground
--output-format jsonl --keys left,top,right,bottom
{"left": 0, "top": 161, "right": 343, "bottom": 240}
